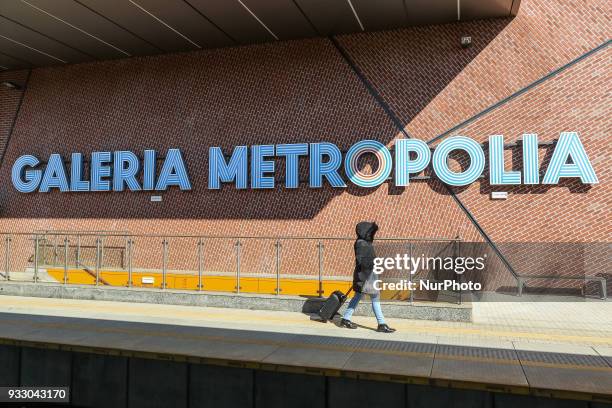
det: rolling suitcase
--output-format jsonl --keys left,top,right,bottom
{"left": 318, "top": 287, "right": 352, "bottom": 322}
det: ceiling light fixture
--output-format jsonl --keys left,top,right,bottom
{"left": 1, "top": 81, "right": 22, "bottom": 90}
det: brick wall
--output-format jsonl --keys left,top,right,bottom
{"left": 0, "top": 70, "right": 28, "bottom": 162}
{"left": 0, "top": 0, "right": 609, "bottom": 293}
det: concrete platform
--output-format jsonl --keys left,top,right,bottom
{"left": 0, "top": 281, "right": 472, "bottom": 322}
{"left": 0, "top": 297, "right": 611, "bottom": 405}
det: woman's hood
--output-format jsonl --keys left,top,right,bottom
{"left": 355, "top": 221, "right": 378, "bottom": 242}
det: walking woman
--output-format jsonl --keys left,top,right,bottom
{"left": 340, "top": 221, "right": 396, "bottom": 333}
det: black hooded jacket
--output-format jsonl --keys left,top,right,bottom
{"left": 352, "top": 222, "right": 379, "bottom": 293}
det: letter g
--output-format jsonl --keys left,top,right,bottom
{"left": 12, "top": 155, "right": 42, "bottom": 193}
{"left": 373, "top": 257, "right": 384, "bottom": 274}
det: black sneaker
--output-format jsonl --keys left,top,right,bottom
{"left": 340, "top": 319, "right": 357, "bottom": 329}
{"left": 376, "top": 324, "right": 396, "bottom": 333}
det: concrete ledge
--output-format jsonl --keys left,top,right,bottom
{"left": 0, "top": 281, "right": 471, "bottom": 322}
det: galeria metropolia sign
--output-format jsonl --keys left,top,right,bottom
{"left": 11, "top": 133, "right": 598, "bottom": 193}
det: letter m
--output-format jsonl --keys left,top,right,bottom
{"left": 208, "top": 146, "right": 248, "bottom": 189}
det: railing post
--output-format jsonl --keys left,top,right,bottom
{"left": 197, "top": 238, "right": 203, "bottom": 291}
{"left": 100, "top": 236, "right": 104, "bottom": 269}
{"left": 122, "top": 236, "right": 128, "bottom": 269}
{"left": 41, "top": 234, "right": 46, "bottom": 267}
{"left": 127, "top": 238, "right": 133, "bottom": 288}
{"left": 458, "top": 272, "right": 463, "bottom": 305}
{"left": 63, "top": 237, "right": 69, "bottom": 284}
{"left": 455, "top": 239, "right": 462, "bottom": 305}
{"left": 317, "top": 241, "right": 324, "bottom": 297}
{"left": 162, "top": 238, "right": 168, "bottom": 290}
{"left": 409, "top": 242, "right": 414, "bottom": 305}
{"left": 275, "top": 240, "right": 281, "bottom": 295}
{"left": 76, "top": 235, "right": 81, "bottom": 267}
{"left": 95, "top": 237, "right": 100, "bottom": 286}
{"left": 34, "top": 234, "right": 39, "bottom": 283}
{"left": 235, "top": 240, "right": 241, "bottom": 294}
{"left": 4, "top": 235, "right": 11, "bottom": 281}
{"left": 53, "top": 235, "right": 58, "bottom": 266}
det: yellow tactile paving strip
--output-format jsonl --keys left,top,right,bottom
{"left": 1, "top": 295, "right": 610, "bottom": 346}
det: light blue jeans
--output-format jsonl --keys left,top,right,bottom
{"left": 343, "top": 291, "right": 385, "bottom": 325}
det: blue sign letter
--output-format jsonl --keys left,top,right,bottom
{"left": 155, "top": 149, "right": 191, "bottom": 190}
{"left": 70, "top": 153, "right": 90, "bottom": 191}
{"left": 143, "top": 150, "right": 156, "bottom": 190}
{"left": 489, "top": 135, "right": 521, "bottom": 185}
{"left": 251, "top": 145, "right": 275, "bottom": 189}
{"left": 39, "top": 154, "right": 69, "bottom": 192}
{"left": 395, "top": 139, "right": 431, "bottom": 186}
{"left": 208, "top": 146, "right": 248, "bottom": 189}
{"left": 344, "top": 140, "right": 392, "bottom": 188}
{"left": 277, "top": 143, "right": 308, "bottom": 188}
{"left": 12, "top": 155, "right": 42, "bottom": 193}
{"left": 309, "top": 142, "right": 346, "bottom": 188}
{"left": 114, "top": 151, "right": 141, "bottom": 191}
{"left": 542, "top": 132, "right": 598, "bottom": 184}
{"left": 432, "top": 136, "right": 485, "bottom": 186}
{"left": 522, "top": 134, "right": 540, "bottom": 184}
{"left": 91, "top": 151, "right": 112, "bottom": 191}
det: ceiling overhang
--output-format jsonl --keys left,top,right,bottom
{"left": 0, "top": 0, "right": 521, "bottom": 71}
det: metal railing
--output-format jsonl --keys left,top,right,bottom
{"left": 0, "top": 232, "right": 464, "bottom": 302}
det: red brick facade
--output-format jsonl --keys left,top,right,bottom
{"left": 0, "top": 0, "right": 609, "bottom": 293}
{"left": 0, "top": 70, "right": 28, "bottom": 163}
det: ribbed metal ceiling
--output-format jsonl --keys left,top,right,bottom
{"left": 0, "top": 0, "right": 520, "bottom": 71}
